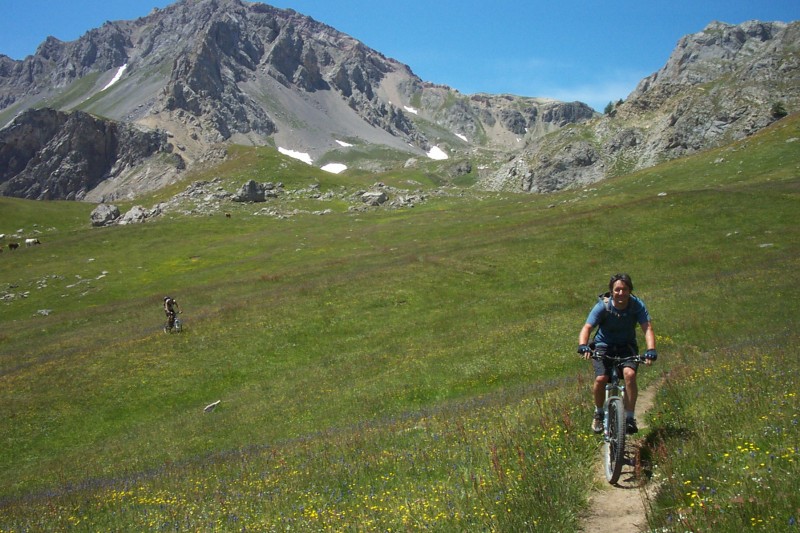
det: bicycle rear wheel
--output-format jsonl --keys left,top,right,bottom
{"left": 603, "top": 397, "right": 626, "bottom": 484}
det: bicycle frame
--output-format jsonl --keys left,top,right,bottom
{"left": 164, "top": 312, "right": 182, "bottom": 333}
{"left": 603, "top": 357, "right": 627, "bottom": 433}
{"left": 595, "top": 354, "right": 643, "bottom": 424}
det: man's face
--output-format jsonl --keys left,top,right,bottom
{"left": 611, "top": 280, "right": 631, "bottom": 308}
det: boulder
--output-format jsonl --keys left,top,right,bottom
{"left": 90, "top": 204, "right": 120, "bottom": 227}
{"left": 118, "top": 205, "right": 152, "bottom": 225}
{"left": 361, "top": 191, "right": 388, "bottom": 206}
{"left": 232, "top": 179, "right": 267, "bottom": 202}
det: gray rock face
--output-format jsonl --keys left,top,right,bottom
{"left": 630, "top": 21, "right": 791, "bottom": 92}
{"left": 0, "top": 108, "right": 176, "bottom": 200}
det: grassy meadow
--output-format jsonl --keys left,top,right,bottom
{"left": 0, "top": 114, "right": 798, "bottom": 531}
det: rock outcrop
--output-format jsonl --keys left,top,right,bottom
{"left": 231, "top": 179, "right": 280, "bottom": 202}
{"left": 361, "top": 190, "right": 389, "bottom": 206}
{"left": 118, "top": 205, "right": 158, "bottom": 225}
{"left": 0, "top": 108, "right": 179, "bottom": 200}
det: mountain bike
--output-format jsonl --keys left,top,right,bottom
{"left": 164, "top": 312, "right": 182, "bottom": 333}
{"left": 592, "top": 351, "right": 645, "bottom": 484}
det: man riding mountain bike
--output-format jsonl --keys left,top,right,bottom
{"left": 163, "top": 296, "right": 181, "bottom": 333}
{"left": 577, "top": 273, "right": 658, "bottom": 435}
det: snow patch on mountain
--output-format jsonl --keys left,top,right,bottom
{"left": 321, "top": 163, "right": 347, "bottom": 174}
{"left": 101, "top": 64, "right": 127, "bottom": 91}
{"left": 427, "top": 146, "right": 448, "bottom": 160}
{"left": 278, "top": 147, "right": 313, "bottom": 165}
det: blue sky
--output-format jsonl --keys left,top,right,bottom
{"left": 1, "top": 0, "right": 797, "bottom": 111}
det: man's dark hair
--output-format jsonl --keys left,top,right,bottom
{"left": 609, "top": 273, "right": 634, "bottom": 292}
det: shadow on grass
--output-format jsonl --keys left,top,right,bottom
{"left": 632, "top": 424, "right": 694, "bottom": 483}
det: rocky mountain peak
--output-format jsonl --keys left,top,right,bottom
{"left": 0, "top": 0, "right": 602, "bottom": 200}
{"left": 629, "top": 20, "right": 790, "bottom": 100}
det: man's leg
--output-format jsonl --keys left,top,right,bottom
{"left": 623, "top": 366, "right": 639, "bottom": 433}
{"left": 623, "top": 367, "right": 637, "bottom": 412}
{"left": 592, "top": 374, "right": 608, "bottom": 433}
{"left": 594, "top": 375, "right": 608, "bottom": 409}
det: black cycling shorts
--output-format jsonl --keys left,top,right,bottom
{"left": 592, "top": 343, "right": 639, "bottom": 378}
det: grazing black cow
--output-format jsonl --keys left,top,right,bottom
{"left": 8, "top": 243, "right": 19, "bottom": 250}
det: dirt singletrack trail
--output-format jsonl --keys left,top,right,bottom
{"left": 579, "top": 381, "right": 660, "bottom": 533}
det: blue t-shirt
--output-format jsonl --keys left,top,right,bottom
{"left": 586, "top": 295, "right": 651, "bottom": 346}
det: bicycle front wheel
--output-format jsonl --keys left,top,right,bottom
{"left": 604, "top": 397, "right": 626, "bottom": 484}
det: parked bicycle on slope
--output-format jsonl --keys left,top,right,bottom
{"left": 577, "top": 273, "right": 658, "bottom": 435}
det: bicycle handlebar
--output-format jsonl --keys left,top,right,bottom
{"left": 588, "top": 351, "right": 646, "bottom": 364}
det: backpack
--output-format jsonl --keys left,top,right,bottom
{"left": 597, "top": 292, "right": 614, "bottom": 323}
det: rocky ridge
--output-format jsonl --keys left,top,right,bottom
{"left": 0, "top": 3, "right": 797, "bottom": 201}
{"left": 482, "top": 20, "right": 800, "bottom": 192}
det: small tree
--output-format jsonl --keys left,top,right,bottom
{"left": 604, "top": 101, "right": 615, "bottom": 115}
{"left": 771, "top": 102, "right": 788, "bottom": 118}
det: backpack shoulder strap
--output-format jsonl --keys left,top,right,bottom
{"left": 591, "top": 293, "right": 612, "bottom": 343}
{"left": 602, "top": 293, "right": 612, "bottom": 313}
{"left": 598, "top": 292, "right": 612, "bottom": 318}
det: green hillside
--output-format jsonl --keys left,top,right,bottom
{"left": 1, "top": 115, "right": 798, "bottom": 531}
